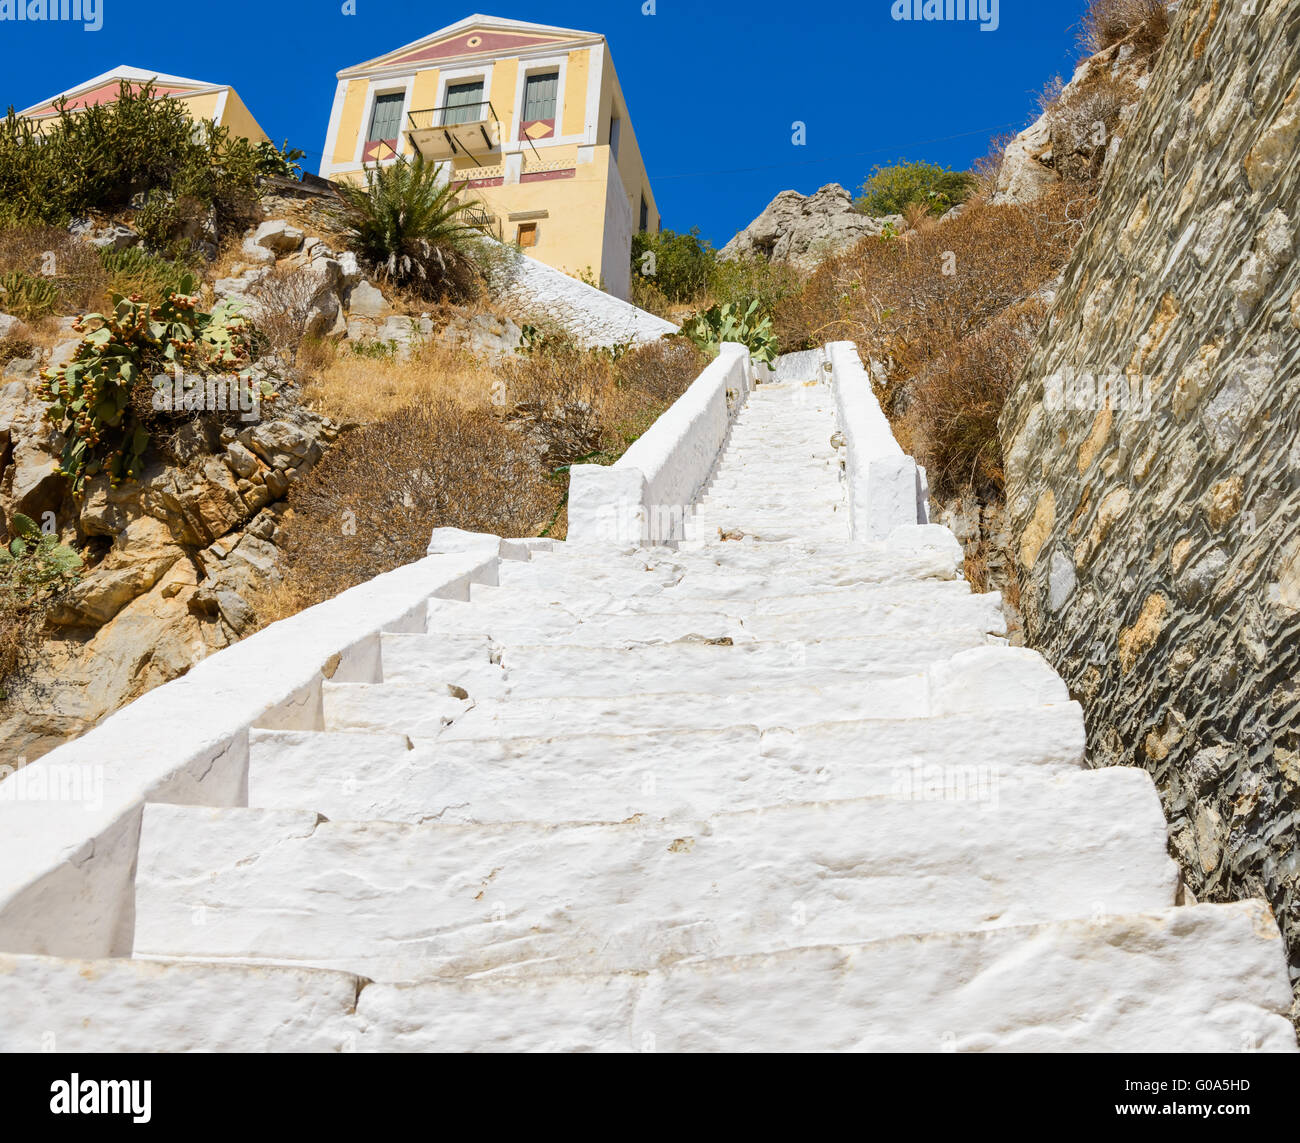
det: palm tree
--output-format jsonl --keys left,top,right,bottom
{"left": 332, "top": 153, "right": 485, "bottom": 300}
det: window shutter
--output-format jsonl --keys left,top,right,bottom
{"left": 523, "top": 72, "right": 559, "bottom": 121}
{"left": 368, "top": 93, "right": 404, "bottom": 141}
{"left": 444, "top": 81, "right": 485, "bottom": 125}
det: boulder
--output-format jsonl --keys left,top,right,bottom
{"left": 0, "top": 312, "right": 22, "bottom": 339}
{"left": 253, "top": 220, "right": 305, "bottom": 255}
{"left": 719, "top": 184, "right": 902, "bottom": 273}
{"left": 69, "top": 218, "right": 139, "bottom": 251}
{"left": 347, "top": 279, "right": 391, "bottom": 318}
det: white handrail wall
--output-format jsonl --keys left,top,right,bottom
{"left": 827, "top": 340, "right": 930, "bottom": 539}
{"left": 568, "top": 342, "right": 753, "bottom": 545}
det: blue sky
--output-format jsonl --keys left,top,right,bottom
{"left": 0, "top": 1, "right": 1090, "bottom": 245}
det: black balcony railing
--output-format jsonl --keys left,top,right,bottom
{"left": 407, "top": 101, "right": 497, "bottom": 132}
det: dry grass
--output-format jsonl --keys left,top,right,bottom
{"left": 299, "top": 339, "right": 501, "bottom": 424}
{"left": 776, "top": 184, "right": 1091, "bottom": 377}
{"left": 278, "top": 336, "right": 706, "bottom": 602}
{"left": 1079, "top": 0, "right": 1172, "bottom": 57}
{"left": 0, "top": 225, "right": 105, "bottom": 314}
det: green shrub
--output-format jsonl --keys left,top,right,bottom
{"left": 36, "top": 274, "right": 266, "bottom": 490}
{"left": 0, "top": 82, "right": 276, "bottom": 252}
{"left": 0, "top": 270, "right": 59, "bottom": 320}
{"left": 855, "top": 160, "right": 976, "bottom": 218}
{"left": 708, "top": 256, "right": 801, "bottom": 316}
{"left": 331, "top": 154, "right": 485, "bottom": 301}
{"left": 254, "top": 140, "right": 307, "bottom": 180}
{"left": 681, "top": 300, "right": 778, "bottom": 364}
{"left": 98, "top": 247, "right": 192, "bottom": 303}
{"left": 0, "top": 513, "right": 83, "bottom": 696}
{"left": 630, "top": 227, "right": 715, "bottom": 303}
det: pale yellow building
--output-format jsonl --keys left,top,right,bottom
{"left": 17, "top": 65, "right": 269, "bottom": 143}
{"left": 319, "top": 14, "right": 660, "bottom": 300}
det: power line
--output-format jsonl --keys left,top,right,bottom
{"left": 653, "top": 122, "right": 1024, "bottom": 180}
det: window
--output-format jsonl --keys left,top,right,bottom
{"left": 522, "top": 71, "right": 559, "bottom": 121}
{"left": 639, "top": 194, "right": 649, "bottom": 233}
{"left": 367, "top": 92, "right": 404, "bottom": 142}
{"left": 609, "top": 114, "right": 621, "bottom": 159}
{"left": 516, "top": 222, "right": 538, "bottom": 248}
{"left": 444, "top": 80, "right": 485, "bottom": 125}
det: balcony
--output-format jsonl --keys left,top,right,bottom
{"left": 406, "top": 101, "right": 501, "bottom": 161}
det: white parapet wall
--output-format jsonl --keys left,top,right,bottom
{"left": 490, "top": 244, "right": 679, "bottom": 348}
{"left": 827, "top": 340, "right": 930, "bottom": 540}
{"left": 0, "top": 545, "right": 520, "bottom": 959}
{"left": 568, "top": 343, "right": 754, "bottom": 545}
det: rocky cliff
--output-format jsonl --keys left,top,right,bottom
{"left": 1000, "top": 0, "right": 1300, "bottom": 1001}
{"left": 720, "top": 184, "right": 902, "bottom": 273}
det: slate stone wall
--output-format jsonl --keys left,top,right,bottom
{"left": 1000, "top": 0, "right": 1300, "bottom": 998}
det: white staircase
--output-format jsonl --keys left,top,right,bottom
{"left": 2, "top": 356, "right": 1295, "bottom": 1052}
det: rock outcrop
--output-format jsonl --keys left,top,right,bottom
{"left": 0, "top": 281, "right": 339, "bottom": 761}
{"left": 719, "top": 184, "right": 902, "bottom": 273}
{"left": 991, "top": 35, "right": 1156, "bottom": 206}
{"left": 1000, "top": 0, "right": 1300, "bottom": 1004}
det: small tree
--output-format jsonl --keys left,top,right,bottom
{"left": 331, "top": 154, "right": 485, "bottom": 300}
{"left": 630, "top": 227, "right": 715, "bottom": 303}
{"left": 855, "top": 160, "right": 976, "bottom": 218}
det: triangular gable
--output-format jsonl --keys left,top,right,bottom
{"left": 389, "top": 28, "right": 573, "bottom": 67}
{"left": 19, "top": 65, "right": 222, "bottom": 118}
{"left": 340, "top": 14, "right": 600, "bottom": 76}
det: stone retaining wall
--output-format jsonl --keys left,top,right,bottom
{"left": 1000, "top": 0, "right": 1300, "bottom": 995}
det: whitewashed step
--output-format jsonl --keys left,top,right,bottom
{"left": 246, "top": 704, "right": 1086, "bottom": 824}
{"left": 441, "top": 646, "right": 1066, "bottom": 738}
{"left": 426, "top": 607, "right": 747, "bottom": 646}
{"left": 377, "top": 633, "right": 506, "bottom": 698}
{"left": 440, "top": 679, "right": 928, "bottom": 738}
{"left": 322, "top": 683, "right": 473, "bottom": 735}
{"left": 132, "top": 769, "right": 1177, "bottom": 981}
{"left": 0, "top": 953, "right": 360, "bottom": 1052}
{"left": 497, "top": 631, "right": 995, "bottom": 700}
{"left": 352, "top": 903, "right": 1299, "bottom": 1052}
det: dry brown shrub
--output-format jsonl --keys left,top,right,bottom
{"left": 1079, "top": 0, "right": 1171, "bottom": 57}
{"left": 249, "top": 263, "right": 325, "bottom": 362}
{"left": 902, "top": 299, "right": 1049, "bottom": 497}
{"left": 498, "top": 347, "right": 610, "bottom": 468}
{"left": 774, "top": 184, "right": 1091, "bottom": 379}
{"left": 279, "top": 399, "right": 556, "bottom": 604}
{"left": 0, "top": 224, "right": 107, "bottom": 313}
{"left": 1044, "top": 69, "right": 1140, "bottom": 184}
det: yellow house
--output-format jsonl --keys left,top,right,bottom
{"left": 320, "top": 13, "right": 660, "bottom": 300}
{"left": 16, "top": 65, "right": 269, "bottom": 143}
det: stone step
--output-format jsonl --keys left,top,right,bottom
{"left": 350, "top": 903, "right": 1299, "bottom": 1052}
{"left": 321, "top": 683, "right": 473, "bottom": 735}
{"left": 495, "top": 631, "right": 995, "bottom": 699}
{"left": 0, "top": 953, "right": 361, "bottom": 1052}
{"left": 132, "top": 768, "right": 1178, "bottom": 982}
{"left": 418, "top": 586, "right": 1004, "bottom": 649}
{"left": 246, "top": 703, "right": 1087, "bottom": 824}
{"left": 376, "top": 633, "right": 506, "bottom": 698}
{"left": 438, "top": 645, "right": 1066, "bottom": 738}
{"left": 14, "top": 902, "right": 1294, "bottom": 1051}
